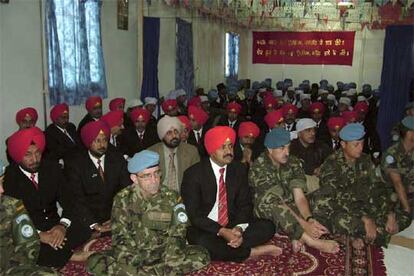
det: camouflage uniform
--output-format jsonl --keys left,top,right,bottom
{"left": 87, "top": 184, "right": 209, "bottom": 275}
{"left": 312, "top": 150, "right": 410, "bottom": 246}
{"left": 0, "top": 195, "right": 58, "bottom": 275}
{"left": 249, "top": 152, "right": 307, "bottom": 240}
{"left": 382, "top": 141, "right": 414, "bottom": 213}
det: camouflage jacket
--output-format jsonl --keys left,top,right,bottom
{"left": 111, "top": 184, "right": 190, "bottom": 267}
{"left": 382, "top": 141, "right": 414, "bottom": 191}
{"left": 249, "top": 153, "right": 307, "bottom": 214}
{"left": 314, "top": 150, "right": 391, "bottom": 219}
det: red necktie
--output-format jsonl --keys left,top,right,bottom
{"left": 97, "top": 159, "right": 105, "bottom": 182}
{"left": 30, "top": 173, "right": 39, "bottom": 190}
{"left": 218, "top": 168, "right": 228, "bottom": 226}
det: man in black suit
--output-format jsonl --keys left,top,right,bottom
{"left": 64, "top": 121, "right": 131, "bottom": 237}
{"left": 4, "top": 127, "right": 90, "bottom": 268}
{"left": 181, "top": 126, "right": 281, "bottom": 262}
{"left": 44, "top": 103, "right": 82, "bottom": 164}
{"left": 100, "top": 110, "right": 125, "bottom": 154}
{"left": 187, "top": 106, "right": 211, "bottom": 157}
{"left": 217, "top": 102, "right": 244, "bottom": 133}
{"left": 233, "top": 122, "right": 263, "bottom": 168}
{"left": 77, "top": 96, "right": 103, "bottom": 133}
{"left": 118, "top": 107, "right": 159, "bottom": 157}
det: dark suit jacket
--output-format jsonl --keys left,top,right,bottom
{"left": 181, "top": 159, "right": 253, "bottom": 235}
{"left": 64, "top": 150, "right": 131, "bottom": 226}
{"left": 187, "top": 126, "right": 210, "bottom": 157}
{"left": 4, "top": 161, "right": 75, "bottom": 231}
{"left": 216, "top": 115, "right": 244, "bottom": 133}
{"left": 77, "top": 113, "right": 95, "bottom": 133}
{"left": 44, "top": 123, "right": 83, "bottom": 162}
{"left": 118, "top": 126, "right": 159, "bottom": 157}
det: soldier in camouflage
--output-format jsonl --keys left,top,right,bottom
{"left": 313, "top": 123, "right": 410, "bottom": 249}
{"left": 249, "top": 128, "right": 340, "bottom": 254}
{"left": 0, "top": 160, "right": 58, "bottom": 275}
{"left": 87, "top": 150, "right": 209, "bottom": 275}
{"left": 382, "top": 116, "right": 414, "bottom": 220}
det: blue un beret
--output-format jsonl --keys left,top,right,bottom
{"left": 339, "top": 123, "right": 366, "bottom": 141}
{"left": 0, "top": 159, "right": 5, "bottom": 176}
{"left": 264, "top": 127, "right": 291, "bottom": 149}
{"left": 402, "top": 116, "right": 414, "bottom": 130}
{"left": 128, "top": 150, "right": 159, "bottom": 174}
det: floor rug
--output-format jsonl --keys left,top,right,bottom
{"left": 60, "top": 234, "right": 386, "bottom": 275}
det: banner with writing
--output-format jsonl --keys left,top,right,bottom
{"left": 252, "top": 31, "right": 355, "bottom": 65}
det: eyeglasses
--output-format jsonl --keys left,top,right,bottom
{"left": 138, "top": 170, "right": 162, "bottom": 181}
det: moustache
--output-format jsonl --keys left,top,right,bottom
{"left": 224, "top": 154, "right": 233, "bottom": 158}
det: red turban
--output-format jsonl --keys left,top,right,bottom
{"left": 282, "top": 103, "right": 298, "bottom": 116}
{"left": 178, "top": 115, "right": 191, "bottom": 131}
{"left": 327, "top": 117, "right": 345, "bottom": 131}
{"left": 7, "top": 127, "right": 45, "bottom": 163}
{"left": 101, "top": 110, "right": 124, "bottom": 128}
{"left": 238, "top": 121, "right": 260, "bottom": 138}
{"left": 354, "top": 102, "right": 369, "bottom": 114}
{"left": 264, "top": 109, "right": 284, "bottom": 129}
{"left": 188, "top": 106, "right": 209, "bottom": 126}
{"left": 130, "top": 108, "right": 150, "bottom": 123}
{"left": 85, "top": 96, "right": 103, "bottom": 112}
{"left": 204, "top": 126, "right": 236, "bottom": 155}
{"left": 342, "top": 111, "right": 358, "bottom": 124}
{"left": 161, "top": 99, "right": 177, "bottom": 113}
{"left": 309, "top": 102, "right": 326, "bottom": 115}
{"left": 109, "top": 98, "right": 125, "bottom": 111}
{"left": 187, "top": 96, "right": 201, "bottom": 108}
{"left": 263, "top": 95, "right": 277, "bottom": 110}
{"left": 16, "top": 107, "right": 38, "bottom": 125}
{"left": 81, "top": 121, "right": 110, "bottom": 148}
{"left": 227, "top": 102, "right": 242, "bottom": 114}
{"left": 50, "top": 103, "right": 69, "bottom": 123}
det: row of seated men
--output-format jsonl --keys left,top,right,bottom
{"left": 1, "top": 81, "right": 413, "bottom": 274}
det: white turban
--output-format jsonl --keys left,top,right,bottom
{"left": 157, "top": 115, "right": 183, "bottom": 140}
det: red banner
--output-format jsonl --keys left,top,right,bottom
{"left": 252, "top": 31, "right": 355, "bottom": 66}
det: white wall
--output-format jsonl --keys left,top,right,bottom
{"left": 0, "top": 0, "right": 139, "bottom": 163}
{"left": 241, "top": 28, "right": 385, "bottom": 89}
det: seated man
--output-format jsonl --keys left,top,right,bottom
{"left": 382, "top": 116, "right": 414, "bottom": 218}
{"left": 78, "top": 96, "right": 103, "bottom": 133}
{"left": 325, "top": 117, "right": 345, "bottom": 153}
{"left": 87, "top": 150, "right": 210, "bottom": 275}
{"left": 182, "top": 126, "right": 281, "bottom": 262}
{"left": 234, "top": 121, "right": 263, "bottom": 167}
{"left": 313, "top": 123, "right": 410, "bottom": 248}
{"left": 149, "top": 116, "right": 199, "bottom": 192}
{"left": 217, "top": 102, "right": 244, "bottom": 132}
{"left": 4, "top": 127, "right": 90, "bottom": 268}
{"left": 187, "top": 106, "right": 211, "bottom": 157}
{"left": 100, "top": 110, "right": 125, "bottom": 153}
{"left": 64, "top": 121, "right": 131, "bottom": 236}
{"left": 0, "top": 159, "right": 58, "bottom": 275}
{"left": 249, "top": 128, "right": 339, "bottom": 253}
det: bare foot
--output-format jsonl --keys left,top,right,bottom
{"left": 70, "top": 251, "right": 96, "bottom": 262}
{"left": 250, "top": 244, "right": 283, "bottom": 258}
{"left": 292, "top": 240, "right": 304, "bottom": 253}
{"left": 302, "top": 233, "right": 340, "bottom": 253}
{"left": 351, "top": 238, "right": 365, "bottom": 250}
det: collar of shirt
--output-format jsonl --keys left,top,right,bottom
{"left": 193, "top": 127, "right": 203, "bottom": 137}
{"left": 228, "top": 119, "right": 237, "bottom": 127}
{"left": 19, "top": 166, "right": 38, "bottom": 183}
{"left": 136, "top": 129, "right": 145, "bottom": 137}
{"left": 55, "top": 124, "right": 67, "bottom": 133}
{"left": 209, "top": 158, "right": 227, "bottom": 183}
{"left": 88, "top": 151, "right": 105, "bottom": 171}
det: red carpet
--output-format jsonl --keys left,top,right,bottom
{"left": 60, "top": 235, "right": 386, "bottom": 275}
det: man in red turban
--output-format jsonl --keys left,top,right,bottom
{"left": 263, "top": 95, "right": 277, "bottom": 113}
{"left": 354, "top": 101, "right": 369, "bottom": 123}
{"left": 78, "top": 96, "right": 103, "bottom": 134}
{"left": 4, "top": 127, "right": 91, "bottom": 268}
{"left": 161, "top": 99, "right": 178, "bottom": 117}
{"left": 100, "top": 110, "right": 125, "bottom": 151}
{"left": 217, "top": 102, "right": 244, "bottom": 132}
{"left": 109, "top": 97, "right": 125, "bottom": 111}
{"left": 282, "top": 103, "right": 298, "bottom": 132}
{"left": 65, "top": 120, "right": 131, "bottom": 239}
{"left": 118, "top": 108, "right": 159, "bottom": 157}
{"left": 187, "top": 106, "right": 210, "bottom": 157}
{"left": 309, "top": 102, "right": 330, "bottom": 142}
{"left": 181, "top": 126, "right": 280, "bottom": 262}
{"left": 15, "top": 107, "right": 38, "bottom": 129}
{"left": 234, "top": 121, "right": 263, "bottom": 166}
{"left": 326, "top": 117, "right": 345, "bottom": 151}
{"left": 44, "top": 103, "right": 82, "bottom": 163}
{"left": 264, "top": 109, "right": 285, "bottom": 130}
{"left": 178, "top": 115, "right": 191, "bottom": 143}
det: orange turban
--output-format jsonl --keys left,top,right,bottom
{"left": 327, "top": 117, "right": 345, "bottom": 131}
{"left": 7, "top": 127, "right": 45, "bottom": 163}
{"left": 263, "top": 96, "right": 277, "bottom": 110}
{"left": 204, "top": 126, "right": 236, "bottom": 155}
{"left": 309, "top": 102, "right": 326, "bottom": 115}
{"left": 282, "top": 103, "right": 298, "bottom": 116}
{"left": 187, "top": 96, "right": 201, "bottom": 108}
{"left": 188, "top": 106, "right": 209, "bottom": 126}
{"left": 16, "top": 107, "right": 38, "bottom": 125}
{"left": 178, "top": 115, "right": 191, "bottom": 131}
{"left": 342, "top": 111, "right": 358, "bottom": 124}
{"left": 100, "top": 111, "right": 124, "bottom": 128}
{"left": 161, "top": 99, "right": 177, "bottom": 113}
{"left": 238, "top": 121, "right": 260, "bottom": 138}
{"left": 130, "top": 108, "right": 150, "bottom": 123}
{"left": 85, "top": 96, "right": 102, "bottom": 112}
{"left": 81, "top": 121, "right": 110, "bottom": 148}
{"left": 50, "top": 103, "right": 69, "bottom": 123}
{"left": 227, "top": 102, "right": 242, "bottom": 114}
{"left": 109, "top": 98, "right": 125, "bottom": 111}
{"left": 264, "top": 109, "right": 284, "bottom": 129}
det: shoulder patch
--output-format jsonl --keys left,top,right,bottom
{"left": 385, "top": 155, "right": 395, "bottom": 164}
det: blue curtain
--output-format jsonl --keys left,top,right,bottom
{"left": 377, "top": 25, "right": 414, "bottom": 150}
{"left": 175, "top": 18, "right": 194, "bottom": 97}
{"left": 46, "top": 0, "right": 107, "bottom": 105}
{"left": 226, "top": 32, "right": 240, "bottom": 80}
{"left": 141, "top": 17, "right": 160, "bottom": 101}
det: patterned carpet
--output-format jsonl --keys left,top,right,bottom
{"left": 60, "top": 235, "right": 386, "bottom": 275}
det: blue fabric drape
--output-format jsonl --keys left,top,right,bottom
{"left": 226, "top": 32, "right": 240, "bottom": 80}
{"left": 46, "top": 0, "right": 107, "bottom": 105}
{"left": 377, "top": 25, "right": 414, "bottom": 150}
{"left": 141, "top": 17, "right": 160, "bottom": 101}
{"left": 175, "top": 18, "right": 194, "bottom": 97}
